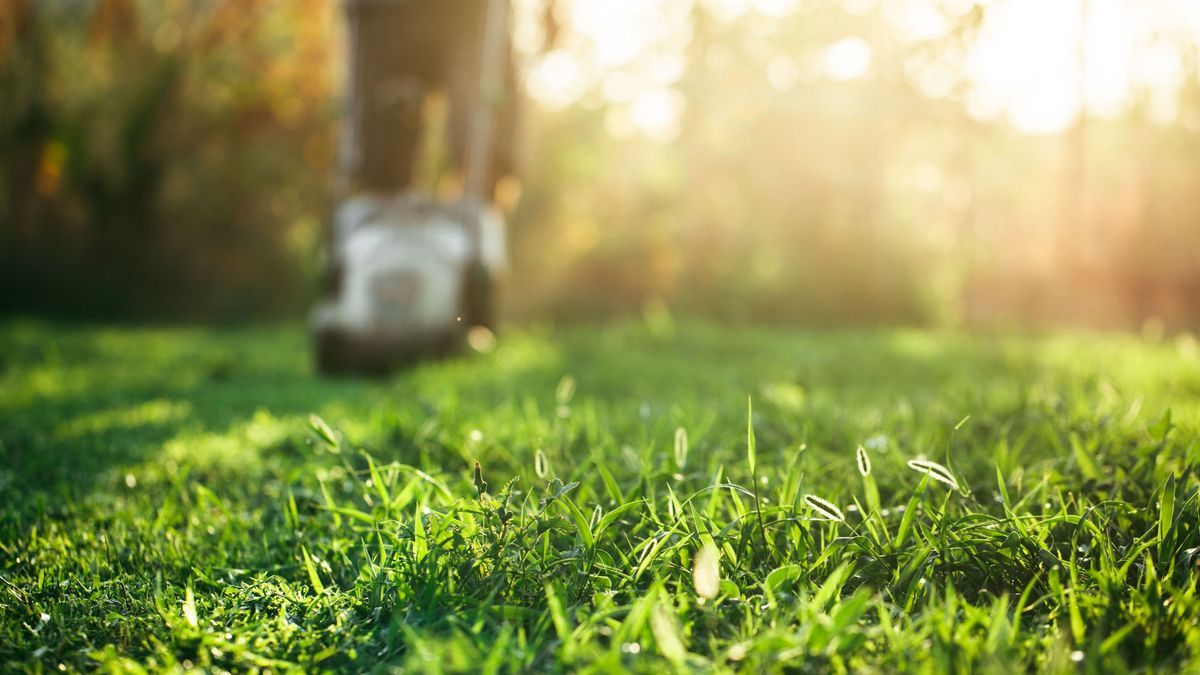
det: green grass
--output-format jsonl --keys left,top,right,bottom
{"left": 2, "top": 319, "right": 1199, "bottom": 672}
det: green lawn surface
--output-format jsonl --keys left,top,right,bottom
{"left": 1, "top": 319, "right": 1199, "bottom": 672}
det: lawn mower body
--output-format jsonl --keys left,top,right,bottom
{"left": 313, "top": 0, "right": 512, "bottom": 373}
{"left": 311, "top": 194, "right": 504, "bottom": 373}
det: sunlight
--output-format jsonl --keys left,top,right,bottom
{"left": 628, "top": 88, "right": 685, "bottom": 142}
{"left": 567, "top": 0, "right": 691, "bottom": 70}
{"left": 955, "top": 0, "right": 1190, "bottom": 133}
{"left": 766, "top": 54, "right": 800, "bottom": 91}
{"left": 753, "top": 0, "right": 799, "bottom": 18}
{"left": 824, "top": 37, "right": 872, "bottom": 81}
{"left": 522, "top": 0, "right": 1200, "bottom": 136}
{"left": 526, "top": 49, "right": 588, "bottom": 110}
{"left": 523, "top": 0, "right": 691, "bottom": 140}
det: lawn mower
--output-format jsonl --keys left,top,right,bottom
{"left": 311, "top": 195, "right": 505, "bottom": 372}
{"left": 312, "top": 0, "right": 511, "bottom": 374}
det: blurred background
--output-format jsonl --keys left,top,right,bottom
{"left": 2, "top": 0, "right": 1198, "bottom": 330}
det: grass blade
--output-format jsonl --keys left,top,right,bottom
{"left": 693, "top": 540, "right": 721, "bottom": 599}
{"left": 300, "top": 546, "right": 325, "bottom": 595}
{"left": 746, "top": 396, "right": 756, "bottom": 476}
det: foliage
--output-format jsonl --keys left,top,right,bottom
{"left": 507, "top": 1, "right": 1200, "bottom": 329}
{"left": 2, "top": 319, "right": 1200, "bottom": 671}
{"left": 0, "top": 0, "right": 335, "bottom": 318}
{"left": 5, "top": 2, "right": 1200, "bottom": 326}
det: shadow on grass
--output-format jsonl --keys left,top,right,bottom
{"left": 0, "top": 318, "right": 1046, "bottom": 513}
{"left": 0, "top": 320, "right": 577, "bottom": 507}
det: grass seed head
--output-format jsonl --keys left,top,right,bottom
{"left": 906, "top": 458, "right": 960, "bottom": 490}
{"left": 804, "top": 494, "right": 845, "bottom": 522}
{"left": 856, "top": 446, "right": 871, "bottom": 476}
{"left": 473, "top": 461, "right": 488, "bottom": 495}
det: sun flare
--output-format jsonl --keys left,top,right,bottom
{"left": 518, "top": 0, "right": 1200, "bottom": 137}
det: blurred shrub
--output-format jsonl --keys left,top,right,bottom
{"left": 0, "top": 0, "right": 335, "bottom": 318}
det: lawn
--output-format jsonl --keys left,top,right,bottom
{"left": 1, "top": 319, "right": 1199, "bottom": 672}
